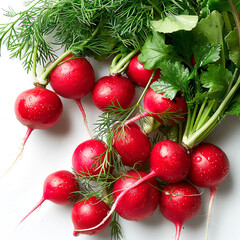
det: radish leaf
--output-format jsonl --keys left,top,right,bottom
{"left": 151, "top": 14, "right": 198, "bottom": 33}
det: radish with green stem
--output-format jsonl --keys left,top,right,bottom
{"left": 112, "top": 123, "right": 151, "bottom": 167}
{"left": 159, "top": 181, "right": 202, "bottom": 240}
{"left": 187, "top": 142, "right": 230, "bottom": 240}
{"left": 127, "top": 54, "right": 161, "bottom": 87}
{"left": 49, "top": 54, "right": 95, "bottom": 138}
{"left": 72, "top": 139, "right": 111, "bottom": 177}
{"left": 72, "top": 196, "right": 111, "bottom": 236}
{"left": 19, "top": 170, "right": 78, "bottom": 224}
{"left": 112, "top": 170, "right": 159, "bottom": 221}
{"left": 73, "top": 139, "right": 190, "bottom": 233}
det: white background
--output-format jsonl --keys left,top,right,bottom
{"left": 0, "top": 1, "right": 240, "bottom": 240}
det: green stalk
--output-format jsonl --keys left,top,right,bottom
{"left": 229, "top": 0, "right": 240, "bottom": 45}
{"left": 189, "top": 104, "right": 198, "bottom": 135}
{"left": 109, "top": 48, "right": 140, "bottom": 75}
{"left": 38, "top": 49, "right": 72, "bottom": 82}
{"left": 183, "top": 75, "right": 240, "bottom": 148}
{"left": 32, "top": 40, "right": 39, "bottom": 85}
{"left": 123, "top": 70, "right": 156, "bottom": 123}
{"left": 146, "top": 0, "right": 162, "bottom": 16}
{"left": 196, "top": 100, "right": 216, "bottom": 130}
{"left": 222, "top": 11, "right": 233, "bottom": 32}
{"left": 191, "top": 98, "right": 208, "bottom": 133}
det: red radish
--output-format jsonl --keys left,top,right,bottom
{"left": 72, "top": 139, "right": 111, "bottom": 176}
{"left": 125, "top": 89, "right": 187, "bottom": 126}
{"left": 127, "top": 54, "right": 161, "bottom": 87}
{"left": 150, "top": 140, "right": 190, "bottom": 183}
{"left": 112, "top": 170, "right": 159, "bottom": 221}
{"left": 1, "top": 87, "right": 63, "bottom": 177}
{"left": 72, "top": 196, "right": 111, "bottom": 236}
{"left": 113, "top": 123, "right": 151, "bottom": 167}
{"left": 74, "top": 140, "right": 190, "bottom": 233}
{"left": 49, "top": 54, "right": 95, "bottom": 137}
{"left": 20, "top": 170, "right": 78, "bottom": 224}
{"left": 159, "top": 181, "right": 202, "bottom": 240}
{"left": 91, "top": 74, "right": 135, "bottom": 111}
{"left": 187, "top": 142, "right": 230, "bottom": 240}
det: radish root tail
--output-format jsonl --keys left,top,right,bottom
{"left": 76, "top": 99, "right": 92, "bottom": 139}
{"left": 205, "top": 187, "right": 217, "bottom": 240}
{"left": 0, "top": 128, "right": 33, "bottom": 179}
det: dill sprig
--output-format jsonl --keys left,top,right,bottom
{"left": 0, "top": 0, "right": 201, "bottom": 73}
{"left": 111, "top": 211, "right": 123, "bottom": 240}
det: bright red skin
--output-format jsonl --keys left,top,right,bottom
{"left": 49, "top": 54, "right": 95, "bottom": 99}
{"left": 150, "top": 140, "right": 190, "bottom": 183}
{"left": 113, "top": 170, "right": 159, "bottom": 221}
{"left": 43, "top": 170, "right": 78, "bottom": 204}
{"left": 72, "top": 139, "right": 110, "bottom": 176}
{"left": 159, "top": 181, "right": 202, "bottom": 226}
{"left": 14, "top": 87, "right": 63, "bottom": 129}
{"left": 91, "top": 75, "right": 135, "bottom": 111}
{"left": 72, "top": 196, "right": 111, "bottom": 236}
{"left": 143, "top": 89, "right": 187, "bottom": 125}
{"left": 127, "top": 54, "right": 161, "bottom": 87}
{"left": 188, "top": 143, "right": 230, "bottom": 189}
{"left": 113, "top": 123, "right": 151, "bottom": 167}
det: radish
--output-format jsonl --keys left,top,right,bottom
{"left": 91, "top": 74, "right": 135, "bottom": 111}
{"left": 72, "top": 196, "right": 111, "bottom": 236}
{"left": 159, "top": 181, "right": 202, "bottom": 240}
{"left": 125, "top": 89, "right": 187, "bottom": 126}
{"left": 127, "top": 54, "right": 161, "bottom": 87}
{"left": 113, "top": 123, "right": 151, "bottom": 167}
{"left": 49, "top": 54, "right": 95, "bottom": 138}
{"left": 74, "top": 140, "right": 190, "bottom": 233}
{"left": 72, "top": 139, "right": 111, "bottom": 176}
{"left": 2, "top": 87, "right": 63, "bottom": 177}
{"left": 19, "top": 170, "right": 78, "bottom": 224}
{"left": 112, "top": 170, "right": 159, "bottom": 221}
{"left": 187, "top": 142, "right": 230, "bottom": 240}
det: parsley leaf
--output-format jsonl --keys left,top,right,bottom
{"left": 138, "top": 31, "right": 180, "bottom": 70}
{"left": 200, "top": 65, "right": 233, "bottom": 100}
{"left": 150, "top": 61, "right": 191, "bottom": 100}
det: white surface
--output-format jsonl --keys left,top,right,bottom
{"left": 0, "top": 1, "right": 240, "bottom": 240}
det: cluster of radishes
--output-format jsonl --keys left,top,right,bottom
{"left": 13, "top": 53, "right": 230, "bottom": 240}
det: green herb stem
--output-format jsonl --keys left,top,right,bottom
{"left": 38, "top": 49, "right": 71, "bottom": 82}
{"left": 110, "top": 48, "right": 140, "bottom": 75}
{"left": 191, "top": 98, "right": 208, "bottom": 133}
{"left": 222, "top": 11, "right": 233, "bottom": 32}
{"left": 229, "top": 0, "right": 240, "bottom": 46}
{"left": 146, "top": 0, "right": 162, "bottom": 16}
{"left": 183, "top": 74, "right": 240, "bottom": 148}
{"left": 32, "top": 40, "right": 39, "bottom": 84}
